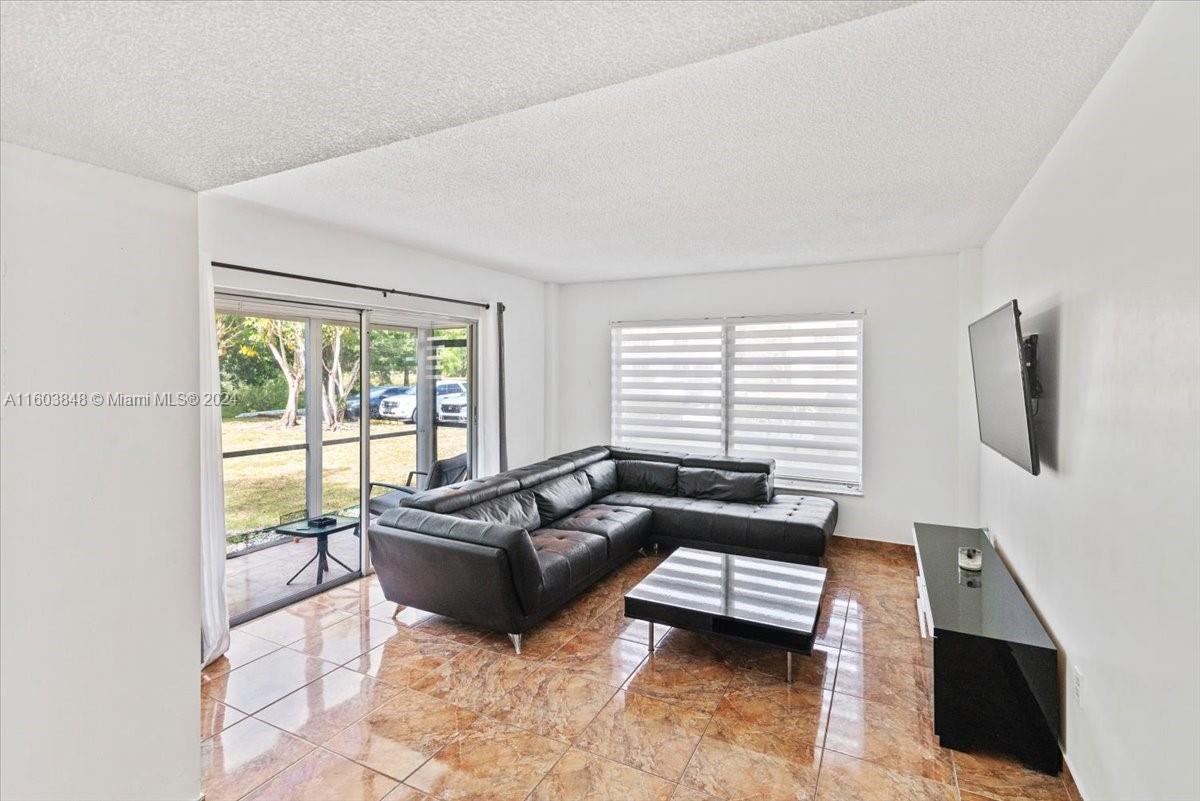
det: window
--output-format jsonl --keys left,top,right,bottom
{"left": 611, "top": 315, "right": 863, "bottom": 493}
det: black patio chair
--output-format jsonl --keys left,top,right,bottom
{"left": 367, "top": 452, "right": 470, "bottom": 516}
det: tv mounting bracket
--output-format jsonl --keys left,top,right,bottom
{"left": 1022, "top": 334, "right": 1044, "bottom": 399}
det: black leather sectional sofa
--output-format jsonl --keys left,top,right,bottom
{"left": 368, "top": 445, "right": 837, "bottom": 646}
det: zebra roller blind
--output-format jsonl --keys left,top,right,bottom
{"left": 611, "top": 315, "right": 863, "bottom": 492}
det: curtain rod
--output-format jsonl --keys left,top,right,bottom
{"left": 211, "top": 261, "right": 491, "bottom": 310}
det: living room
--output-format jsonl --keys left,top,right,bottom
{"left": 1, "top": 2, "right": 1197, "bottom": 801}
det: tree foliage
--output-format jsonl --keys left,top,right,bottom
{"left": 215, "top": 316, "right": 472, "bottom": 429}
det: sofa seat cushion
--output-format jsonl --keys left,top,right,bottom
{"left": 549, "top": 504, "right": 652, "bottom": 558}
{"left": 530, "top": 529, "right": 609, "bottom": 601}
{"left": 599, "top": 491, "right": 837, "bottom": 559}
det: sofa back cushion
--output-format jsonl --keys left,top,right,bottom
{"left": 677, "top": 467, "right": 771, "bottom": 503}
{"left": 533, "top": 471, "right": 594, "bottom": 524}
{"left": 582, "top": 459, "right": 618, "bottom": 500}
{"left": 680, "top": 454, "right": 775, "bottom": 501}
{"left": 453, "top": 489, "right": 540, "bottom": 530}
{"left": 617, "top": 459, "right": 678, "bottom": 495}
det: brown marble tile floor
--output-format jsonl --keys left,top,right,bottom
{"left": 202, "top": 541, "right": 1077, "bottom": 801}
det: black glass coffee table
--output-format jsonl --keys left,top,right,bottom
{"left": 276, "top": 515, "right": 359, "bottom": 585}
{"left": 624, "top": 547, "right": 827, "bottom": 682}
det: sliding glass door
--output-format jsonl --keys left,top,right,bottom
{"left": 430, "top": 325, "right": 473, "bottom": 464}
{"left": 217, "top": 305, "right": 363, "bottom": 622}
{"left": 216, "top": 299, "right": 476, "bottom": 623}
{"left": 366, "top": 325, "right": 420, "bottom": 506}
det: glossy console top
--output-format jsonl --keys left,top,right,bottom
{"left": 625, "top": 547, "right": 826, "bottom": 634}
{"left": 913, "top": 523, "right": 1054, "bottom": 650}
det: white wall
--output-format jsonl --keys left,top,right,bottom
{"left": 0, "top": 144, "right": 201, "bottom": 800}
{"left": 978, "top": 3, "right": 1200, "bottom": 799}
{"left": 199, "top": 194, "right": 548, "bottom": 471}
{"left": 553, "top": 253, "right": 980, "bottom": 543}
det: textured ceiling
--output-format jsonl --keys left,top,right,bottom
{"left": 0, "top": 0, "right": 910, "bottom": 189}
{"left": 212, "top": 0, "right": 1151, "bottom": 283}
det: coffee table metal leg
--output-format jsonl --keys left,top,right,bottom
{"left": 648, "top": 621, "right": 655, "bottom": 653}
{"left": 786, "top": 652, "right": 794, "bottom": 683}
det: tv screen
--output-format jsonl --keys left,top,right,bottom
{"left": 969, "top": 300, "right": 1040, "bottom": 475}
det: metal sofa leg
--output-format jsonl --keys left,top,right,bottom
{"left": 392, "top": 603, "right": 402, "bottom": 619}
{"left": 509, "top": 633, "right": 522, "bottom": 655}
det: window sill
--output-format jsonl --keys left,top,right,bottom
{"left": 777, "top": 482, "right": 863, "bottom": 498}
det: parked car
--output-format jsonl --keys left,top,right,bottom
{"left": 345, "top": 385, "right": 409, "bottom": 420}
{"left": 437, "top": 382, "right": 469, "bottom": 425}
{"left": 380, "top": 381, "right": 468, "bottom": 424}
{"left": 378, "top": 385, "right": 418, "bottom": 422}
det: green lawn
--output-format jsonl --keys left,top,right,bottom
{"left": 222, "top": 418, "right": 468, "bottom": 535}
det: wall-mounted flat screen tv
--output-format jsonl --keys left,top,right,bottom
{"left": 969, "top": 300, "right": 1040, "bottom": 475}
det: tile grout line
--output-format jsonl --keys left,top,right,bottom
{"left": 227, "top": 717, "right": 321, "bottom": 801}
{"left": 810, "top": 639, "right": 843, "bottom": 798}
{"left": 211, "top": 624, "right": 437, "bottom": 795}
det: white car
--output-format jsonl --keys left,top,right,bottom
{"left": 436, "top": 381, "right": 469, "bottom": 424}
{"left": 377, "top": 386, "right": 417, "bottom": 422}
{"left": 379, "top": 381, "right": 468, "bottom": 424}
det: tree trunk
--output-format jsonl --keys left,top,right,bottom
{"left": 280, "top": 376, "right": 299, "bottom": 428}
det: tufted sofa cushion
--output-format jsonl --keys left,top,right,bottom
{"left": 599, "top": 491, "right": 836, "bottom": 561}
{"left": 548, "top": 504, "right": 652, "bottom": 558}
{"left": 530, "top": 529, "right": 609, "bottom": 602}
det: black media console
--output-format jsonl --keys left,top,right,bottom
{"left": 913, "top": 522, "right": 1061, "bottom": 774}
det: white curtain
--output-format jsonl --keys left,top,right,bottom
{"left": 200, "top": 258, "right": 230, "bottom": 666}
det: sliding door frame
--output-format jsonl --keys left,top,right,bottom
{"left": 215, "top": 295, "right": 365, "bottom": 625}
{"left": 215, "top": 289, "right": 480, "bottom": 619}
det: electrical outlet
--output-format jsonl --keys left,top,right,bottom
{"left": 1072, "top": 666, "right": 1084, "bottom": 706}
